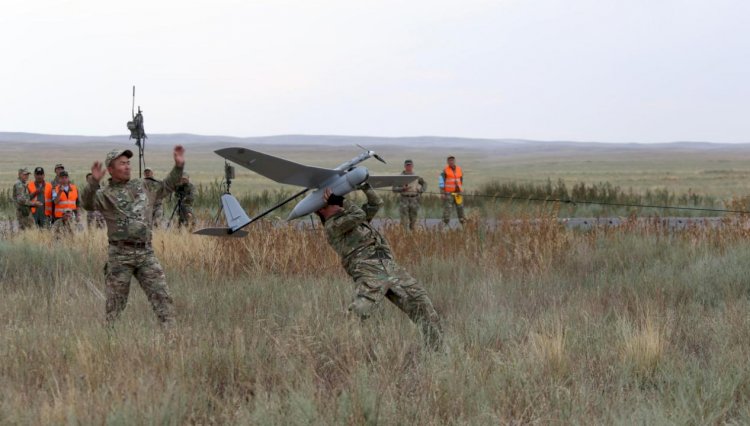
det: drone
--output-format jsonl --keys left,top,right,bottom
{"left": 195, "top": 146, "right": 419, "bottom": 237}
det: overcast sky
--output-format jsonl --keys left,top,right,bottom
{"left": 1, "top": 0, "right": 748, "bottom": 142}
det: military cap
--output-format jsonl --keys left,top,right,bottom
{"left": 54, "top": 163, "right": 64, "bottom": 170}
{"left": 105, "top": 149, "right": 133, "bottom": 167}
{"left": 18, "top": 167, "right": 30, "bottom": 174}
{"left": 59, "top": 170, "right": 69, "bottom": 177}
{"left": 62, "top": 208, "right": 73, "bottom": 213}
{"left": 404, "top": 159, "right": 414, "bottom": 165}
{"left": 144, "top": 167, "right": 153, "bottom": 172}
{"left": 34, "top": 166, "right": 44, "bottom": 174}
{"left": 447, "top": 155, "right": 455, "bottom": 160}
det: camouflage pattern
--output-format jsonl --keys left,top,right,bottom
{"left": 392, "top": 171, "right": 426, "bottom": 230}
{"left": 104, "top": 245, "right": 175, "bottom": 325}
{"left": 13, "top": 179, "right": 35, "bottom": 230}
{"left": 86, "top": 210, "right": 106, "bottom": 229}
{"left": 324, "top": 186, "right": 443, "bottom": 349}
{"left": 50, "top": 215, "right": 74, "bottom": 238}
{"left": 144, "top": 177, "right": 165, "bottom": 227}
{"left": 81, "top": 165, "right": 182, "bottom": 242}
{"left": 442, "top": 194, "right": 466, "bottom": 225}
{"left": 174, "top": 182, "right": 195, "bottom": 227}
{"left": 81, "top": 163, "right": 181, "bottom": 326}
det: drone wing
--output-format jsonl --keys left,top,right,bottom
{"left": 367, "top": 175, "right": 420, "bottom": 188}
{"left": 216, "top": 147, "right": 341, "bottom": 188}
{"left": 193, "top": 194, "right": 251, "bottom": 237}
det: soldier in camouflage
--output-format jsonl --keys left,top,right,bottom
{"left": 13, "top": 168, "right": 41, "bottom": 230}
{"left": 174, "top": 174, "right": 195, "bottom": 228}
{"left": 391, "top": 159, "right": 426, "bottom": 231}
{"left": 143, "top": 167, "right": 165, "bottom": 228}
{"left": 316, "top": 183, "right": 443, "bottom": 349}
{"left": 51, "top": 208, "right": 75, "bottom": 238}
{"left": 82, "top": 145, "right": 185, "bottom": 326}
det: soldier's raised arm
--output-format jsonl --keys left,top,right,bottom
{"left": 359, "top": 182, "right": 382, "bottom": 221}
{"left": 82, "top": 162, "right": 105, "bottom": 211}
{"left": 160, "top": 145, "right": 186, "bottom": 194}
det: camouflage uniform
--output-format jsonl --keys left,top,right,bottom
{"left": 82, "top": 151, "right": 182, "bottom": 326}
{"left": 324, "top": 185, "right": 443, "bottom": 349}
{"left": 51, "top": 213, "right": 75, "bottom": 238}
{"left": 174, "top": 182, "right": 195, "bottom": 228}
{"left": 144, "top": 177, "right": 165, "bottom": 227}
{"left": 13, "top": 172, "right": 35, "bottom": 230}
{"left": 392, "top": 171, "right": 426, "bottom": 231}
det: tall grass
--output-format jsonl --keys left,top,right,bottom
{"left": 2, "top": 215, "right": 750, "bottom": 423}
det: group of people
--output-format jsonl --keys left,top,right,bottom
{"left": 12, "top": 162, "right": 196, "bottom": 234}
{"left": 11, "top": 147, "right": 459, "bottom": 349}
{"left": 12, "top": 163, "right": 90, "bottom": 235}
{"left": 392, "top": 155, "right": 466, "bottom": 230}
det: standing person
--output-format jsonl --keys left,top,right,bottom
{"left": 52, "top": 171, "right": 78, "bottom": 222}
{"left": 143, "top": 167, "right": 165, "bottom": 228}
{"left": 13, "top": 168, "right": 41, "bottom": 230}
{"left": 174, "top": 174, "right": 195, "bottom": 228}
{"left": 391, "top": 159, "right": 426, "bottom": 231}
{"left": 84, "top": 173, "right": 106, "bottom": 229}
{"left": 50, "top": 163, "right": 65, "bottom": 219}
{"left": 439, "top": 155, "right": 465, "bottom": 226}
{"left": 27, "top": 167, "right": 53, "bottom": 228}
{"left": 81, "top": 145, "right": 185, "bottom": 326}
{"left": 316, "top": 183, "right": 443, "bottom": 349}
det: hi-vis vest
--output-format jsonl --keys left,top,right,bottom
{"left": 442, "top": 166, "right": 463, "bottom": 193}
{"left": 27, "top": 181, "right": 53, "bottom": 216}
{"left": 53, "top": 184, "right": 78, "bottom": 218}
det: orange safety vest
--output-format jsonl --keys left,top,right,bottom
{"left": 27, "top": 181, "right": 53, "bottom": 216}
{"left": 442, "top": 166, "right": 463, "bottom": 193}
{"left": 53, "top": 184, "right": 78, "bottom": 218}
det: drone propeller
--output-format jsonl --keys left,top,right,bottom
{"left": 356, "top": 144, "right": 387, "bottom": 164}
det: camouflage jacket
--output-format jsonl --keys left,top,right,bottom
{"left": 81, "top": 166, "right": 182, "bottom": 243}
{"left": 12, "top": 179, "right": 33, "bottom": 214}
{"left": 175, "top": 182, "right": 195, "bottom": 207}
{"left": 143, "top": 177, "right": 165, "bottom": 208}
{"left": 324, "top": 187, "right": 392, "bottom": 278}
{"left": 392, "top": 171, "right": 426, "bottom": 196}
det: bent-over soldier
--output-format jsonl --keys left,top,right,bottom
{"left": 81, "top": 146, "right": 185, "bottom": 326}
{"left": 316, "top": 183, "right": 443, "bottom": 349}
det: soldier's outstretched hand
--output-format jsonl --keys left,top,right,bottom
{"left": 174, "top": 145, "right": 186, "bottom": 167}
{"left": 323, "top": 188, "right": 332, "bottom": 204}
{"left": 91, "top": 161, "right": 106, "bottom": 182}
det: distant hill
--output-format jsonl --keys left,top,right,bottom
{"left": 0, "top": 132, "right": 748, "bottom": 154}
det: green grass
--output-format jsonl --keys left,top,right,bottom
{"left": 2, "top": 220, "right": 750, "bottom": 423}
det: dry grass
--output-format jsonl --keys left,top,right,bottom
{"left": 3, "top": 214, "right": 750, "bottom": 423}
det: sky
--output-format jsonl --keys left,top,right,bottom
{"left": 1, "top": 0, "right": 749, "bottom": 142}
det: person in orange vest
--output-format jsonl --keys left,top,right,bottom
{"left": 439, "top": 155, "right": 466, "bottom": 226}
{"left": 27, "top": 166, "right": 53, "bottom": 228}
{"left": 52, "top": 171, "right": 78, "bottom": 223}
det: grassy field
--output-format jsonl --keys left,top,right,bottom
{"left": 3, "top": 215, "right": 750, "bottom": 423}
{"left": 3, "top": 141, "right": 750, "bottom": 423}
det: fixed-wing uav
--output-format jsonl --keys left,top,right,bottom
{"left": 194, "top": 147, "right": 420, "bottom": 236}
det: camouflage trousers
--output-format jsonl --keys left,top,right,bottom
{"left": 16, "top": 208, "right": 34, "bottom": 230}
{"left": 442, "top": 194, "right": 466, "bottom": 224}
{"left": 348, "top": 259, "right": 443, "bottom": 349}
{"left": 399, "top": 196, "right": 420, "bottom": 230}
{"left": 104, "top": 245, "right": 175, "bottom": 326}
{"left": 178, "top": 206, "right": 194, "bottom": 228}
